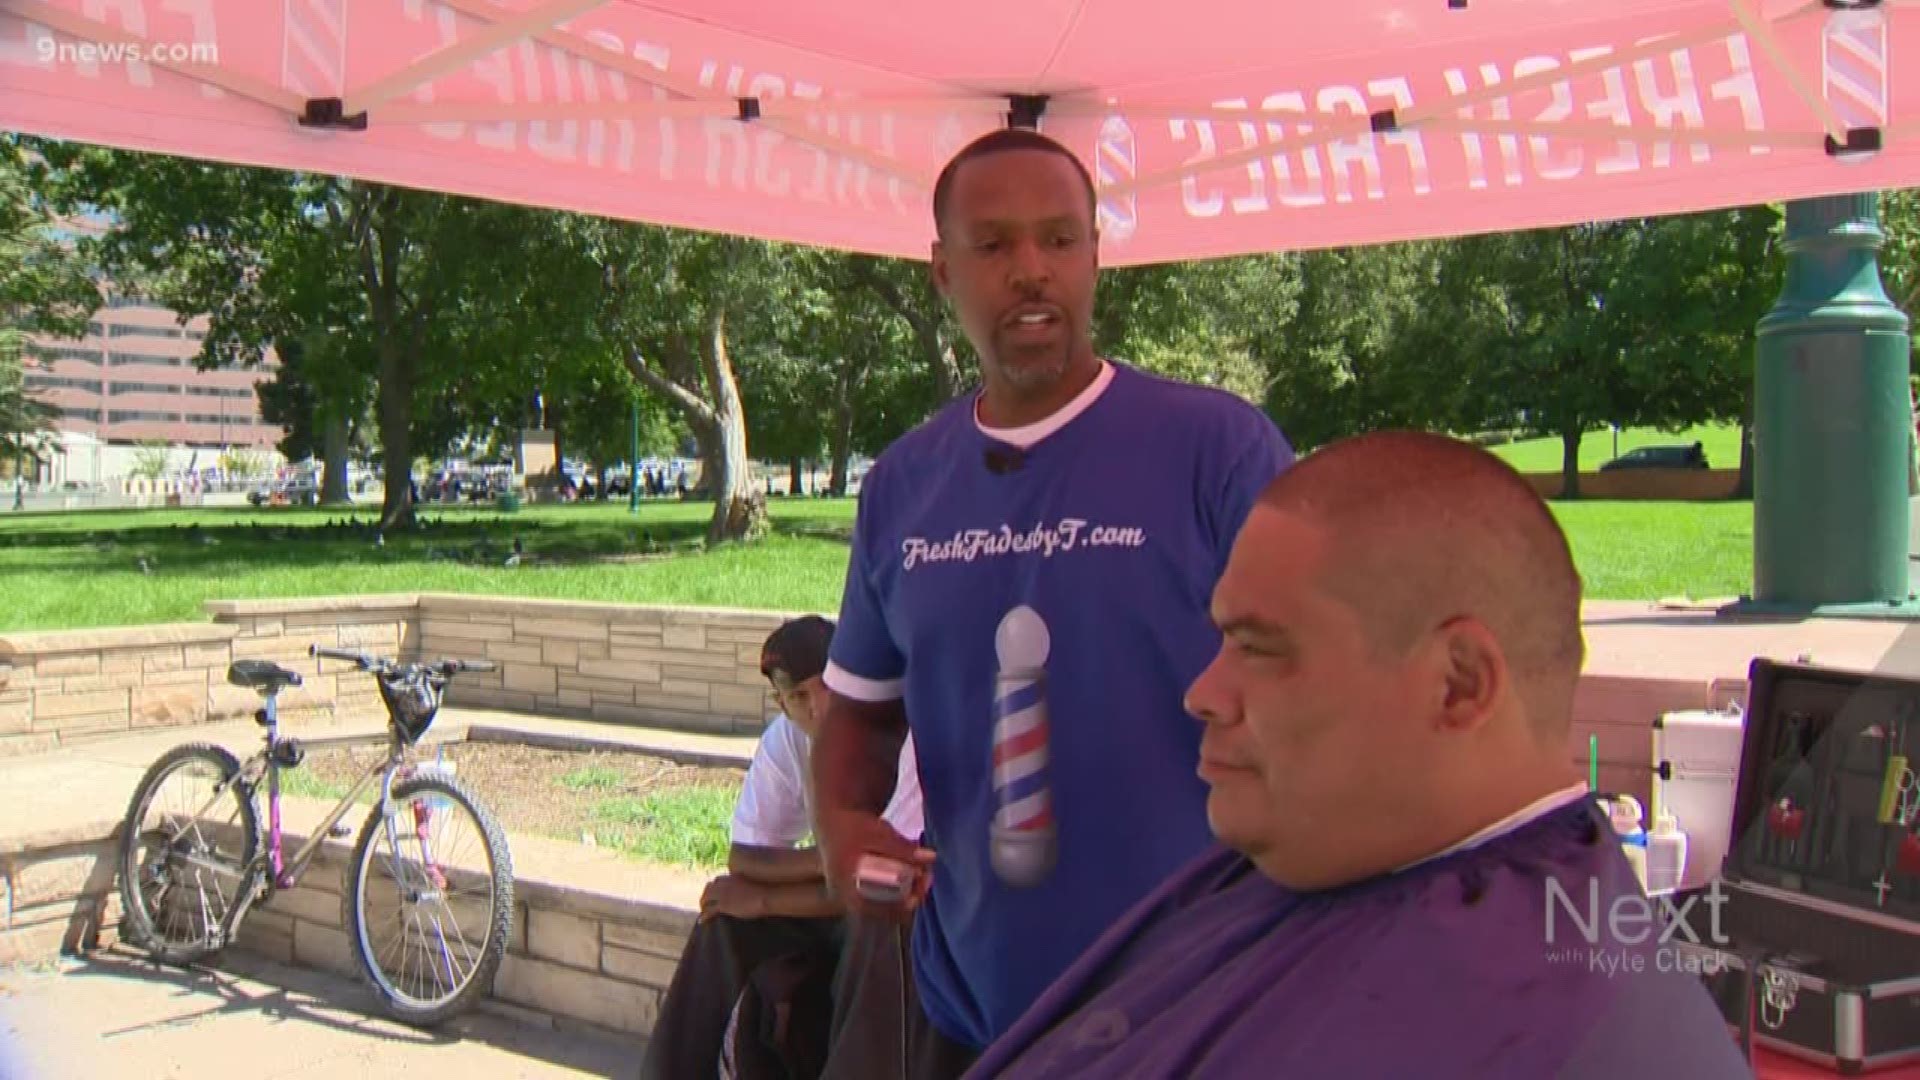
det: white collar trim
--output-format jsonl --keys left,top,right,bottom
{"left": 974, "top": 359, "right": 1113, "bottom": 449}
{"left": 1393, "top": 782, "right": 1593, "bottom": 875}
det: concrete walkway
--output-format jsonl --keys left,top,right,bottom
{"left": 0, "top": 946, "right": 634, "bottom": 1079}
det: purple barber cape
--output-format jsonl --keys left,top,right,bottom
{"left": 965, "top": 799, "right": 1750, "bottom": 1080}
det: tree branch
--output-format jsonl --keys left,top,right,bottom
{"left": 850, "top": 259, "right": 935, "bottom": 339}
{"left": 624, "top": 346, "right": 716, "bottom": 427}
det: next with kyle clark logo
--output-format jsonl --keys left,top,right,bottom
{"left": 1543, "top": 876, "right": 1733, "bottom": 977}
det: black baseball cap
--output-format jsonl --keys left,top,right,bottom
{"left": 761, "top": 615, "right": 834, "bottom": 688}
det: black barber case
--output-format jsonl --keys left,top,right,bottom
{"left": 1673, "top": 659, "right": 1920, "bottom": 1074}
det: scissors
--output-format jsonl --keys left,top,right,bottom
{"left": 1882, "top": 757, "right": 1918, "bottom": 827}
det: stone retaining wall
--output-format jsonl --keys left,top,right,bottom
{"left": 0, "top": 597, "right": 415, "bottom": 757}
{"left": 240, "top": 827, "right": 689, "bottom": 1037}
{"left": 0, "top": 822, "right": 123, "bottom": 965}
{"left": 1520, "top": 468, "right": 1742, "bottom": 501}
{"left": 0, "top": 595, "right": 797, "bottom": 756}
{"left": 414, "top": 595, "right": 786, "bottom": 736}
{"left": 0, "top": 816, "right": 694, "bottom": 1039}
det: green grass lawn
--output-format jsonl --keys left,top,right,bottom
{"left": 1552, "top": 499, "right": 1751, "bottom": 601}
{"left": 587, "top": 785, "right": 738, "bottom": 869}
{"left": 1487, "top": 422, "right": 1744, "bottom": 474}
{"left": 0, "top": 492, "right": 1754, "bottom": 633}
{"left": 0, "top": 499, "right": 855, "bottom": 632}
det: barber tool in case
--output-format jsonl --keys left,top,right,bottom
{"left": 1671, "top": 659, "right": 1920, "bottom": 1074}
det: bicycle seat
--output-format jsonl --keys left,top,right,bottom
{"left": 227, "top": 660, "right": 303, "bottom": 694}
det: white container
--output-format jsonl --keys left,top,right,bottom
{"left": 1644, "top": 811, "right": 1689, "bottom": 897}
{"left": 1651, "top": 707, "right": 1744, "bottom": 891}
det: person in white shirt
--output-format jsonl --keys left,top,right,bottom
{"left": 641, "top": 616, "right": 923, "bottom": 1080}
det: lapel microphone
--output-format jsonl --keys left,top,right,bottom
{"left": 984, "top": 445, "right": 1027, "bottom": 475}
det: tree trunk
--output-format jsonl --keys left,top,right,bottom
{"left": 375, "top": 334, "right": 414, "bottom": 531}
{"left": 848, "top": 257, "right": 963, "bottom": 404}
{"left": 788, "top": 457, "right": 804, "bottom": 497}
{"left": 319, "top": 407, "right": 351, "bottom": 505}
{"left": 830, "top": 362, "right": 859, "bottom": 497}
{"left": 924, "top": 325, "right": 962, "bottom": 404}
{"left": 701, "top": 308, "right": 765, "bottom": 543}
{"left": 1737, "top": 414, "right": 1757, "bottom": 502}
{"left": 1560, "top": 425, "right": 1582, "bottom": 501}
{"left": 1908, "top": 390, "right": 1918, "bottom": 497}
{"left": 358, "top": 192, "right": 416, "bottom": 533}
{"left": 695, "top": 420, "right": 720, "bottom": 499}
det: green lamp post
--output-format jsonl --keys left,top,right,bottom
{"left": 629, "top": 398, "right": 641, "bottom": 515}
{"left": 1725, "top": 191, "right": 1920, "bottom": 619}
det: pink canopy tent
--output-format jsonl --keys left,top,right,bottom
{"left": 2, "top": 0, "right": 1918, "bottom": 266}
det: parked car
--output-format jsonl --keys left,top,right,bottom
{"left": 246, "top": 475, "right": 320, "bottom": 506}
{"left": 1598, "top": 443, "right": 1708, "bottom": 471}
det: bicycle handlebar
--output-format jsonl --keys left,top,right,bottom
{"left": 308, "top": 644, "right": 497, "bottom": 676}
{"left": 311, "top": 644, "right": 374, "bottom": 667}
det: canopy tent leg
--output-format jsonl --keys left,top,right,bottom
{"left": 1722, "top": 191, "right": 1920, "bottom": 620}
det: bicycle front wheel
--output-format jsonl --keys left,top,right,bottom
{"left": 345, "top": 773, "right": 514, "bottom": 1026}
{"left": 117, "top": 743, "right": 262, "bottom": 964}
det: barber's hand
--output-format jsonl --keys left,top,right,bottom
{"left": 698, "top": 874, "right": 763, "bottom": 922}
{"left": 817, "top": 808, "right": 935, "bottom": 924}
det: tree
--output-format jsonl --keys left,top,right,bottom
{"left": 33, "top": 140, "right": 592, "bottom": 528}
{"left": 1240, "top": 244, "right": 1439, "bottom": 451}
{"left": 0, "top": 331, "right": 57, "bottom": 472}
{"left": 772, "top": 251, "right": 949, "bottom": 495}
{"left": 1095, "top": 257, "right": 1303, "bottom": 409}
{"left": 256, "top": 329, "right": 375, "bottom": 503}
{"left": 218, "top": 446, "right": 271, "bottom": 481}
{"left": 563, "top": 218, "right": 792, "bottom": 542}
{"left": 1, "top": 136, "right": 100, "bottom": 469}
{"left": 1610, "top": 205, "right": 1780, "bottom": 496}
{"left": 1417, "top": 210, "right": 1771, "bottom": 497}
{"left": 29, "top": 145, "right": 385, "bottom": 507}
{"left": 1874, "top": 190, "right": 1920, "bottom": 366}
{"left": 564, "top": 379, "right": 682, "bottom": 496}
{"left": 844, "top": 254, "right": 969, "bottom": 407}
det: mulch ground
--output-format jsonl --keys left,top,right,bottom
{"left": 289, "top": 739, "right": 746, "bottom": 843}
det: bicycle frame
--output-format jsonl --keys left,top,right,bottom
{"left": 255, "top": 685, "right": 452, "bottom": 893}
{"left": 181, "top": 683, "right": 444, "bottom": 948}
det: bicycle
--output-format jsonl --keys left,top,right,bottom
{"left": 115, "top": 643, "right": 516, "bottom": 1026}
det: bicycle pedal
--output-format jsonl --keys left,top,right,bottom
{"left": 327, "top": 824, "right": 351, "bottom": 839}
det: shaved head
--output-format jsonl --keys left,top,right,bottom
{"left": 1259, "top": 430, "right": 1586, "bottom": 738}
{"left": 1186, "top": 429, "right": 1590, "bottom": 888}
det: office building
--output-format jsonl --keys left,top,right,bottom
{"left": 19, "top": 289, "right": 285, "bottom": 486}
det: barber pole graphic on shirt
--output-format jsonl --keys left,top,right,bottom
{"left": 1095, "top": 115, "right": 1139, "bottom": 243}
{"left": 283, "top": 0, "right": 346, "bottom": 99}
{"left": 992, "top": 605, "right": 1058, "bottom": 887}
{"left": 993, "top": 669, "right": 1052, "bottom": 832}
{"left": 1823, "top": 4, "right": 1890, "bottom": 160}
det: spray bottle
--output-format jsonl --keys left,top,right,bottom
{"left": 1608, "top": 795, "right": 1649, "bottom": 891}
{"left": 1644, "top": 810, "right": 1688, "bottom": 896}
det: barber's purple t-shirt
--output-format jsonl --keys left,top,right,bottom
{"left": 965, "top": 800, "right": 1751, "bottom": 1079}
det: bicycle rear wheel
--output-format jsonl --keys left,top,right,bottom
{"left": 117, "top": 743, "right": 262, "bottom": 964}
{"left": 345, "top": 773, "right": 514, "bottom": 1026}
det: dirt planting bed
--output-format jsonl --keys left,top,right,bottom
{"left": 285, "top": 738, "right": 748, "bottom": 868}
